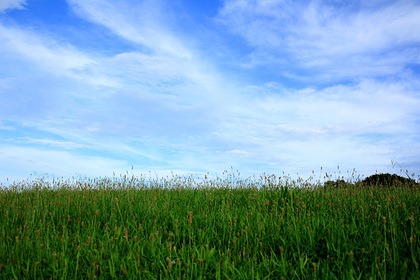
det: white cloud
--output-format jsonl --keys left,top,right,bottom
{"left": 65, "top": 0, "right": 226, "bottom": 101}
{"left": 0, "top": 121, "right": 14, "bottom": 130}
{"left": 0, "top": 24, "right": 96, "bottom": 72}
{"left": 67, "top": 0, "right": 191, "bottom": 58}
{"left": 225, "top": 80, "right": 419, "bottom": 135}
{"left": 0, "top": 0, "right": 26, "bottom": 12}
{"left": 295, "top": 1, "right": 420, "bottom": 55}
{"left": 10, "top": 137, "right": 87, "bottom": 149}
{"left": 206, "top": 78, "right": 420, "bottom": 177}
{"left": 0, "top": 1, "right": 226, "bottom": 99}
{"left": 225, "top": 149, "right": 254, "bottom": 157}
{"left": 217, "top": 0, "right": 420, "bottom": 80}
{"left": 0, "top": 146, "right": 129, "bottom": 181}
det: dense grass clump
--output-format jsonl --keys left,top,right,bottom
{"left": 0, "top": 173, "right": 419, "bottom": 279}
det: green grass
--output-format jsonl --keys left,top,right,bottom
{"left": 0, "top": 173, "right": 419, "bottom": 279}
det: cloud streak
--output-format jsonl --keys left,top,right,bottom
{"left": 67, "top": 0, "right": 191, "bottom": 58}
{"left": 217, "top": 0, "right": 420, "bottom": 82}
{"left": 0, "top": 24, "right": 95, "bottom": 72}
{"left": 0, "top": 0, "right": 26, "bottom": 12}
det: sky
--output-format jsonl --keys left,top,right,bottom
{"left": 1, "top": 0, "right": 420, "bottom": 185}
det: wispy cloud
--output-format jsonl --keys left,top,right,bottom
{"left": 203, "top": 77, "right": 419, "bottom": 176}
{"left": 0, "top": 24, "right": 95, "bottom": 72}
{"left": 0, "top": 0, "right": 26, "bottom": 13}
{"left": 0, "top": 120, "right": 15, "bottom": 131}
{"left": 0, "top": 145, "right": 128, "bottom": 181}
{"left": 9, "top": 137, "right": 87, "bottom": 149}
{"left": 67, "top": 0, "right": 191, "bottom": 58}
{"left": 217, "top": 0, "right": 420, "bottom": 82}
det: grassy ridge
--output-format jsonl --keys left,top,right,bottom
{"left": 0, "top": 176, "right": 419, "bottom": 279}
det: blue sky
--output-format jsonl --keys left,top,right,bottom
{"left": 1, "top": 0, "right": 420, "bottom": 184}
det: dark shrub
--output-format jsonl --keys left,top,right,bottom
{"left": 362, "top": 173, "right": 417, "bottom": 188}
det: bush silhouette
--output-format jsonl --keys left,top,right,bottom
{"left": 362, "top": 173, "right": 417, "bottom": 188}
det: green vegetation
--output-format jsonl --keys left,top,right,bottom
{"left": 0, "top": 172, "right": 419, "bottom": 279}
{"left": 362, "top": 173, "right": 418, "bottom": 188}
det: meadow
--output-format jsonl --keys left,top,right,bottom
{"left": 0, "top": 171, "right": 419, "bottom": 279}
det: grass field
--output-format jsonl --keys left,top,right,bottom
{"left": 0, "top": 172, "right": 419, "bottom": 279}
